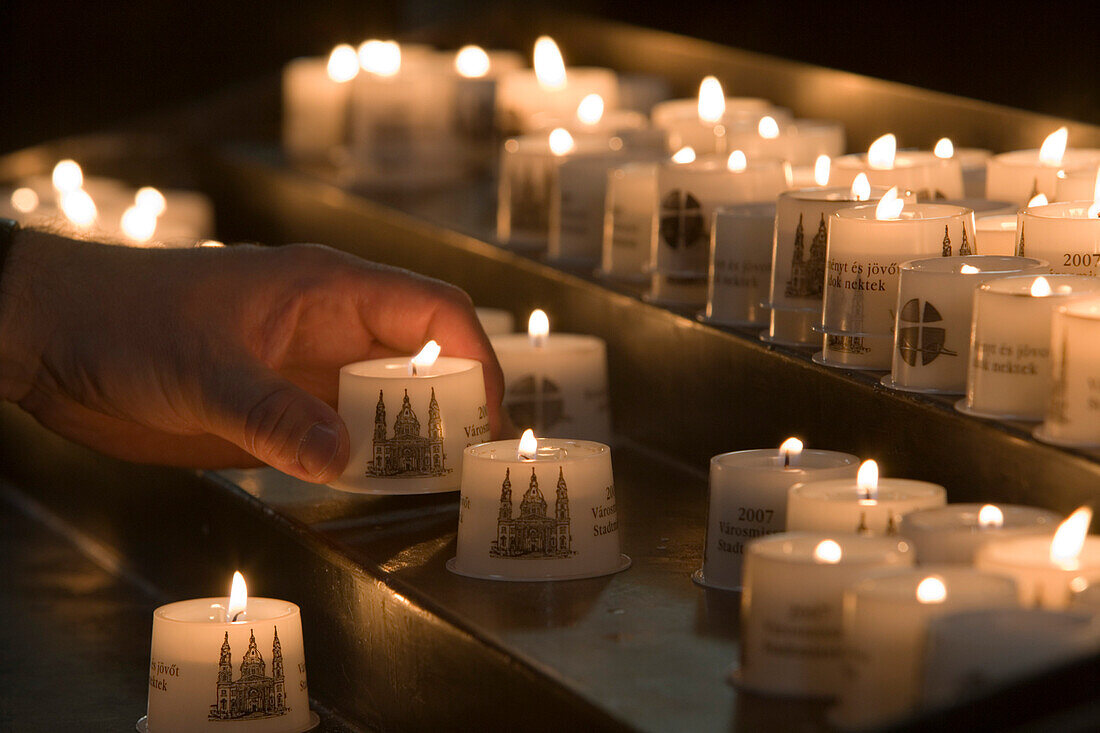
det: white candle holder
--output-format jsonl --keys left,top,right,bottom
{"left": 975, "top": 213, "right": 1021, "bottom": 256}
{"left": 282, "top": 56, "right": 354, "bottom": 164}
{"left": 651, "top": 97, "right": 790, "bottom": 155}
{"left": 819, "top": 203, "right": 976, "bottom": 370}
{"left": 548, "top": 148, "right": 630, "bottom": 266}
{"left": 763, "top": 186, "right": 904, "bottom": 347}
{"left": 598, "top": 161, "right": 659, "bottom": 282}
{"left": 496, "top": 67, "right": 620, "bottom": 134}
{"left": 832, "top": 151, "right": 963, "bottom": 200}
{"left": 140, "top": 598, "right": 316, "bottom": 733}
{"left": 1016, "top": 201, "right": 1100, "bottom": 275}
{"left": 957, "top": 274, "right": 1100, "bottom": 421}
{"left": 736, "top": 532, "right": 913, "bottom": 698}
{"left": 697, "top": 447, "right": 859, "bottom": 591}
{"left": 700, "top": 202, "right": 776, "bottom": 327}
{"left": 986, "top": 148, "right": 1100, "bottom": 205}
{"left": 787, "top": 120, "right": 846, "bottom": 167}
{"left": 976, "top": 534, "right": 1100, "bottom": 609}
{"left": 1056, "top": 166, "right": 1100, "bottom": 201}
{"left": 448, "top": 438, "right": 629, "bottom": 581}
{"left": 884, "top": 255, "right": 1046, "bottom": 394}
{"left": 830, "top": 568, "right": 1018, "bottom": 730}
{"left": 952, "top": 148, "right": 992, "bottom": 198}
{"left": 332, "top": 356, "right": 489, "bottom": 494}
{"left": 787, "top": 477, "right": 946, "bottom": 535}
{"left": 1035, "top": 296, "right": 1100, "bottom": 448}
{"left": 900, "top": 503, "right": 1060, "bottom": 564}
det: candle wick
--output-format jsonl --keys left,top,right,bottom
{"left": 783, "top": 452, "right": 790, "bottom": 469}
{"left": 230, "top": 611, "right": 243, "bottom": 622}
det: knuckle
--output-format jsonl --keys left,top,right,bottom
{"left": 242, "top": 384, "right": 301, "bottom": 458}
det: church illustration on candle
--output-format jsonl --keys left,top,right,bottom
{"left": 784, "top": 213, "right": 828, "bottom": 299}
{"left": 490, "top": 467, "right": 574, "bottom": 558}
{"left": 208, "top": 628, "right": 288, "bottom": 721}
{"left": 366, "top": 388, "right": 450, "bottom": 478}
{"left": 940, "top": 224, "right": 972, "bottom": 257}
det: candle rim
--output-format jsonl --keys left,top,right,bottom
{"left": 848, "top": 566, "right": 1017, "bottom": 603}
{"left": 464, "top": 437, "right": 609, "bottom": 463}
{"left": 979, "top": 273, "right": 1100, "bottom": 297}
{"left": 834, "top": 202, "right": 971, "bottom": 223}
{"left": 1020, "top": 200, "right": 1100, "bottom": 220}
{"left": 340, "top": 355, "right": 481, "bottom": 379}
{"left": 900, "top": 503, "right": 1060, "bottom": 531}
{"left": 790, "top": 477, "right": 945, "bottom": 500}
{"left": 1059, "top": 295, "right": 1100, "bottom": 321}
{"left": 900, "top": 254, "right": 1045, "bottom": 275}
{"left": 661, "top": 154, "right": 787, "bottom": 173}
{"left": 714, "top": 201, "right": 777, "bottom": 218}
{"left": 781, "top": 185, "right": 896, "bottom": 203}
{"left": 989, "top": 147, "right": 1100, "bottom": 166}
{"left": 489, "top": 332, "right": 604, "bottom": 353}
{"left": 154, "top": 597, "right": 300, "bottom": 624}
{"left": 978, "top": 534, "right": 1100, "bottom": 569}
{"left": 832, "top": 150, "right": 942, "bottom": 170}
{"left": 710, "top": 447, "right": 859, "bottom": 471}
{"left": 747, "top": 531, "right": 912, "bottom": 564}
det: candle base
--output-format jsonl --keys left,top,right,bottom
{"left": 757, "top": 332, "right": 816, "bottom": 349}
{"left": 879, "top": 374, "right": 964, "bottom": 396}
{"left": 136, "top": 711, "right": 320, "bottom": 733}
{"left": 594, "top": 267, "right": 648, "bottom": 284}
{"left": 954, "top": 399, "right": 1041, "bottom": 422}
{"left": 327, "top": 478, "right": 459, "bottom": 495}
{"left": 811, "top": 351, "right": 888, "bottom": 372}
{"left": 1032, "top": 424, "right": 1100, "bottom": 449}
{"left": 691, "top": 568, "right": 742, "bottom": 592}
{"left": 726, "top": 668, "right": 835, "bottom": 701}
{"left": 445, "top": 554, "right": 631, "bottom": 582}
{"left": 696, "top": 313, "right": 767, "bottom": 329}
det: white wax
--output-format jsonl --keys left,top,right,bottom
{"left": 975, "top": 214, "right": 1020, "bottom": 256}
{"left": 976, "top": 535, "right": 1100, "bottom": 608}
{"left": 953, "top": 148, "right": 992, "bottom": 198}
{"left": 450, "top": 438, "right": 626, "bottom": 581}
{"left": 1036, "top": 297, "right": 1100, "bottom": 447}
{"left": 787, "top": 478, "right": 946, "bottom": 535}
{"left": 699, "top": 449, "right": 859, "bottom": 590}
{"left": 1071, "top": 578, "right": 1100, "bottom": 613}
{"left": 599, "top": 161, "right": 659, "bottom": 281}
{"left": 282, "top": 57, "right": 353, "bottom": 162}
{"left": 889, "top": 255, "right": 1046, "bottom": 393}
{"left": 475, "top": 307, "right": 515, "bottom": 336}
{"left": 651, "top": 97, "right": 791, "bottom": 154}
{"left": 738, "top": 532, "right": 913, "bottom": 698}
{"left": 899, "top": 503, "right": 1060, "bottom": 564}
{"left": 1055, "top": 165, "right": 1100, "bottom": 201}
{"left": 767, "top": 186, "right": 902, "bottom": 345}
{"left": 985, "top": 148, "right": 1100, "bottom": 205}
{"left": 821, "top": 203, "right": 976, "bottom": 370}
{"left": 1017, "top": 201, "right": 1100, "bottom": 275}
{"left": 549, "top": 149, "right": 628, "bottom": 265}
{"left": 496, "top": 67, "right": 620, "bottom": 133}
{"left": 333, "top": 356, "right": 489, "bottom": 494}
{"left": 962, "top": 274, "right": 1100, "bottom": 420}
{"left": 491, "top": 333, "right": 610, "bottom": 443}
{"left": 831, "top": 151, "right": 964, "bottom": 200}
{"left": 832, "top": 569, "right": 1018, "bottom": 729}
{"left": 146, "top": 598, "right": 310, "bottom": 733}
{"left": 787, "top": 120, "right": 846, "bottom": 167}
{"left": 704, "top": 202, "right": 777, "bottom": 326}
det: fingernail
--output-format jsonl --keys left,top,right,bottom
{"left": 298, "top": 422, "right": 341, "bottom": 478}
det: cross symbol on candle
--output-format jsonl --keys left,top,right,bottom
{"left": 659, "top": 189, "right": 706, "bottom": 249}
{"left": 897, "top": 299, "right": 957, "bottom": 366}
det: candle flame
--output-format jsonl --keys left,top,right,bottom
{"left": 227, "top": 571, "right": 248, "bottom": 622}
{"left": 198, "top": 240, "right": 225, "bottom": 248}
{"left": 60, "top": 189, "right": 96, "bottom": 227}
{"left": 1039, "top": 127, "right": 1068, "bottom": 166}
{"left": 671, "top": 146, "right": 696, "bottom": 165}
{"left": 52, "top": 159, "right": 83, "bottom": 192}
{"left": 576, "top": 93, "right": 605, "bottom": 126}
{"left": 933, "top": 138, "right": 954, "bottom": 159}
{"left": 528, "top": 309, "right": 549, "bottom": 347}
{"left": 10, "top": 187, "right": 38, "bottom": 214}
{"left": 875, "top": 186, "right": 904, "bottom": 219}
{"left": 1027, "top": 193, "right": 1049, "bottom": 208}
{"left": 779, "top": 437, "right": 803, "bottom": 468}
{"left": 548, "top": 128, "right": 575, "bottom": 156}
{"left": 851, "top": 172, "right": 871, "bottom": 201}
{"left": 327, "top": 44, "right": 360, "bottom": 83}
{"left": 868, "top": 133, "right": 897, "bottom": 170}
{"left": 960, "top": 264, "right": 981, "bottom": 274}
{"left": 916, "top": 576, "right": 948, "bottom": 604}
{"left": 409, "top": 340, "right": 441, "bottom": 375}
{"left": 454, "top": 45, "right": 490, "bottom": 78}
{"left": 857, "top": 460, "right": 879, "bottom": 501}
{"left": 518, "top": 428, "right": 538, "bottom": 460}
{"left": 135, "top": 186, "right": 167, "bottom": 217}
{"left": 1030, "top": 276, "right": 1052, "bottom": 297}
{"left": 120, "top": 205, "right": 157, "bottom": 243}
{"left": 814, "top": 155, "right": 831, "bottom": 186}
{"left": 726, "top": 150, "right": 747, "bottom": 172}
{"left": 1088, "top": 168, "right": 1100, "bottom": 219}
{"left": 813, "top": 539, "right": 843, "bottom": 564}
{"left": 757, "top": 115, "right": 780, "bottom": 139}
{"left": 1050, "top": 506, "right": 1092, "bottom": 569}
{"left": 533, "top": 36, "right": 566, "bottom": 89}
{"left": 979, "top": 504, "right": 1004, "bottom": 529}
{"left": 358, "top": 39, "right": 401, "bottom": 77}
{"left": 697, "top": 76, "right": 725, "bottom": 124}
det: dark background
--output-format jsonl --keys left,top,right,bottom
{"left": 3, "top": 0, "right": 1097, "bottom": 154}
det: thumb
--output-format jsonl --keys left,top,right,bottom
{"left": 197, "top": 360, "right": 349, "bottom": 483}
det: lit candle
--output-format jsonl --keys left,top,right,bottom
{"left": 975, "top": 213, "right": 1022, "bottom": 256}
{"left": 490, "top": 310, "right": 610, "bottom": 442}
{"left": 651, "top": 79, "right": 789, "bottom": 155}
{"left": 697, "top": 439, "right": 859, "bottom": 590}
{"left": 650, "top": 151, "right": 788, "bottom": 307}
{"left": 958, "top": 274, "right": 1100, "bottom": 421}
{"left": 1056, "top": 165, "right": 1100, "bottom": 201}
{"left": 737, "top": 533, "right": 913, "bottom": 698}
{"left": 788, "top": 120, "right": 847, "bottom": 168}
{"left": 764, "top": 178, "right": 909, "bottom": 346}
{"left": 885, "top": 255, "right": 1046, "bottom": 394}
{"left": 831, "top": 133, "right": 965, "bottom": 200}
{"left": 819, "top": 194, "right": 977, "bottom": 370}
{"left": 899, "top": 503, "right": 1060, "bottom": 564}
{"left": 141, "top": 572, "right": 315, "bottom": 733}
{"left": 474, "top": 307, "right": 516, "bottom": 336}
{"left": 449, "top": 430, "right": 628, "bottom": 581}
{"left": 830, "top": 569, "right": 1018, "bottom": 729}
{"left": 933, "top": 138, "right": 993, "bottom": 198}
{"left": 986, "top": 127, "right": 1100, "bottom": 205}
{"left": 702, "top": 201, "right": 778, "bottom": 326}
{"left": 281, "top": 44, "right": 359, "bottom": 162}
{"left": 976, "top": 506, "right": 1100, "bottom": 608}
{"left": 451, "top": 45, "right": 524, "bottom": 154}
{"left": 787, "top": 460, "right": 946, "bottom": 535}
{"left": 529, "top": 92, "right": 665, "bottom": 153}
{"left": 332, "top": 341, "right": 490, "bottom": 494}
{"left": 1035, "top": 296, "right": 1100, "bottom": 448}
{"left": 1015, "top": 181, "right": 1100, "bottom": 275}
{"left": 598, "top": 160, "right": 660, "bottom": 282}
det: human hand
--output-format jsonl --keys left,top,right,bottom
{"left": 0, "top": 231, "right": 504, "bottom": 483}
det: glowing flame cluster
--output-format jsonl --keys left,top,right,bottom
{"left": 875, "top": 186, "right": 904, "bottom": 220}
{"left": 916, "top": 576, "right": 947, "bottom": 604}
{"left": 978, "top": 504, "right": 1004, "bottom": 528}
{"left": 359, "top": 40, "right": 401, "bottom": 77}
{"left": 813, "top": 539, "right": 843, "bottom": 564}
{"left": 779, "top": 437, "right": 803, "bottom": 468}
{"left": 727, "top": 150, "right": 747, "bottom": 172}
{"left": 672, "top": 146, "right": 696, "bottom": 165}
{"left": 697, "top": 76, "right": 725, "bottom": 124}
{"left": 857, "top": 460, "right": 879, "bottom": 502}
{"left": 528, "top": 309, "right": 550, "bottom": 347}
{"left": 814, "top": 155, "right": 831, "bottom": 187}
{"left": 851, "top": 172, "right": 871, "bottom": 201}
{"left": 548, "top": 128, "right": 575, "bottom": 156}
{"left": 933, "top": 138, "right": 954, "bottom": 159}
{"left": 1050, "top": 506, "right": 1092, "bottom": 569}
{"left": 867, "top": 133, "right": 897, "bottom": 170}
{"left": 534, "top": 36, "right": 566, "bottom": 89}
{"left": 1039, "top": 127, "right": 1068, "bottom": 166}
{"left": 122, "top": 185, "right": 169, "bottom": 243}
{"left": 455, "top": 45, "right": 490, "bottom": 78}
{"left": 577, "top": 94, "right": 605, "bottom": 126}
{"left": 757, "top": 115, "right": 780, "bottom": 139}
{"left": 327, "top": 44, "right": 360, "bottom": 83}
{"left": 1088, "top": 168, "right": 1100, "bottom": 219}
{"left": 960, "top": 263, "right": 981, "bottom": 274}
{"left": 9, "top": 188, "right": 38, "bottom": 214}
{"left": 409, "top": 340, "right": 442, "bottom": 376}
{"left": 1030, "top": 276, "right": 1052, "bottom": 297}
{"left": 518, "top": 428, "right": 538, "bottom": 460}
{"left": 227, "top": 571, "right": 248, "bottom": 622}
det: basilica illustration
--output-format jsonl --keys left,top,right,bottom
{"left": 784, "top": 213, "right": 828, "bottom": 299}
{"left": 490, "top": 467, "right": 574, "bottom": 558}
{"left": 209, "top": 628, "right": 288, "bottom": 721}
{"left": 366, "top": 388, "right": 449, "bottom": 478}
